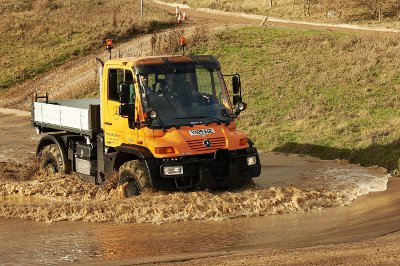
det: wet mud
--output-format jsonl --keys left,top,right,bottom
{"left": 0, "top": 110, "right": 396, "bottom": 265}
{"left": 0, "top": 157, "right": 389, "bottom": 224}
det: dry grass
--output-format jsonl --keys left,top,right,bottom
{"left": 149, "top": 25, "right": 210, "bottom": 55}
{"left": 0, "top": 0, "right": 176, "bottom": 90}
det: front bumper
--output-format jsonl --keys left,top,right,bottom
{"left": 146, "top": 147, "right": 261, "bottom": 190}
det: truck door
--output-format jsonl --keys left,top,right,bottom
{"left": 103, "top": 67, "right": 137, "bottom": 147}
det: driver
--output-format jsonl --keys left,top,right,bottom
{"left": 156, "top": 80, "right": 179, "bottom": 103}
{"left": 139, "top": 75, "right": 151, "bottom": 95}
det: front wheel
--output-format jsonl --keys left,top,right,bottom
{"left": 119, "top": 160, "right": 151, "bottom": 197}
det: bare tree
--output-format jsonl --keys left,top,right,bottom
{"left": 303, "top": 0, "right": 311, "bottom": 16}
{"left": 357, "top": 0, "right": 383, "bottom": 21}
{"left": 397, "top": 0, "right": 400, "bottom": 20}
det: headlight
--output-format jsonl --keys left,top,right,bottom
{"left": 163, "top": 166, "right": 183, "bottom": 176}
{"left": 247, "top": 156, "right": 257, "bottom": 166}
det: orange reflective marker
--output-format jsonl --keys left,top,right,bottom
{"left": 239, "top": 138, "right": 248, "bottom": 146}
{"left": 177, "top": 13, "right": 182, "bottom": 24}
{"left": 155, "top": 147, "right": 175, "bottom": 154}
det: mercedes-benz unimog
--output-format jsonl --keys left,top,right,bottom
{"left": 32, "top": 54, "right": 261, "bottom": 196}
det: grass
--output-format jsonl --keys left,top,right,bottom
{"left": 0, "top": 0, "right": 176, "bottom": 90}
{"left": 188, "top": 26, "right": 400, "bottom": 172}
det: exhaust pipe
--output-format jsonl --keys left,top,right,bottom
{"left": 96, "top": 57, "right": 104, "bottom": 127}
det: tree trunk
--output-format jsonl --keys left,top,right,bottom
{"left": 303, "top": 0, "right": 310, "bottom": 16}
{"left": 397, "top": 0, "right": 400, "bottom": 21}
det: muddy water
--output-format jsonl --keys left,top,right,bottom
{"left": 0, "top": 208, "right": 347, "bottom": 264}
{"left": 0, "top": 153, "right": 392, "bottom": 264}
{"left": 0, "top": 110, "right": 395, "bottom": 264}
{"left": 0, "top": 153, "right": 388, "bottom": 224}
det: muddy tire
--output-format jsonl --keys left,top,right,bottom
{"left": 39, "top": 144, "right": 66, "bottom": 174}
{"left": 119, "top": 160, "right": 150, "bottom": 197}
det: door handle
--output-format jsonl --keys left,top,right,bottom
{"left": 105, "top": 122, "right": 112, "bottom": 125}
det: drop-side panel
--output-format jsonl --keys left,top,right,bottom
{"left": 32, "top": 100, "right": 100, "bottom": 134}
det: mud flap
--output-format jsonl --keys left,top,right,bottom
{"left": 224, "top": 164, "right": 247, "bottom": 188}
{"left": 197, "top": 167, "right": 218, "bottom": 190}
{"left": 196, "top": 164, "right": 246, "bottom": 189}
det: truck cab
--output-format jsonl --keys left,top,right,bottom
{"left": 33, "top": 55, "right": 261, "bottom": 196}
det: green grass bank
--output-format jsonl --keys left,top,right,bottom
{"left": 191, "top": 26, "right": 400, "bottom": 172}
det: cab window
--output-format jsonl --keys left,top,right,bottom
{"left": 108, "top": 69, "right": 124, "bottom": 101}
{"left": 108, "top": 69, "right": 135, "bottom": 102}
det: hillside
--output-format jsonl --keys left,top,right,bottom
{"left": 189, "top": 26, "right": 400, "bottom": 172}
{"left": 162, "top": 0, "right": 400, "bottom": 26}
{"left": 2, "top": 1, "right": 400, "bottom": 172}
{"left": 0, "top": 0, "right": 175, "bottom": 90}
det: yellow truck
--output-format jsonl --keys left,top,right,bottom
{"left": 32, "top": 55, "right": 261, "bottom": 196}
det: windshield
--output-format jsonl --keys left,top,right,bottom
{"left": 138, "top": 65, "right": 233, "bottom": 128}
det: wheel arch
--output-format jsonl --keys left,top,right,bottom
{"left": 113, "top": 144, "right": 157, "bottom": 187}
{"left": 36, "top": 134, "right": 70, "bottom": 172}
{"left": 113, "top": 152, "right": 141, "bottom": 172}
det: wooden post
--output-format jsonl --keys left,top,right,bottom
{"left": 140, "top": 0, "right": 143, "bottom": 20}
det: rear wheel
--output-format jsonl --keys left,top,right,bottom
{"left": 39, "top": 144, "right": 66, "bottom": 174}
{"left": 119, "top": 160, "right": 150, "bottom": 197}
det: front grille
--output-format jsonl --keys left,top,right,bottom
{"left": 187, "top": 137, "right": 226, "bottom": 152}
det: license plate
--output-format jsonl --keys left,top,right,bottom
{"left": 189, "top": 128, "right": 215, "bottom": 136}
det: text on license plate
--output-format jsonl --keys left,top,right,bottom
{"left": 189, "top": 128, "right": 215, "bottom": 136}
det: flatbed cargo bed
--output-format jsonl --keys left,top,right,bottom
{"left": 32, "top": 99, "right": 101, "bottom": 136}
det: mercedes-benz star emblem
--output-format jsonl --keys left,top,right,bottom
{"left": 203, "top": 139, "right": 212, "bottom": 148}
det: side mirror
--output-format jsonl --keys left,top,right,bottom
{"left": 232, "top": 76, "right": 241, "bottom": 95}
{"left": 119, "top": 83, "right": 131, "bottom": 104}
{"left": 233, "top": 95, "right": 242, "bottom": 105}
{"left": 119, "top": 104, "right": 132, "bottom": 117}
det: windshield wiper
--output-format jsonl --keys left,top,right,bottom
{"left": 177, "top": 115, "right": 228, "bottom": 125}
